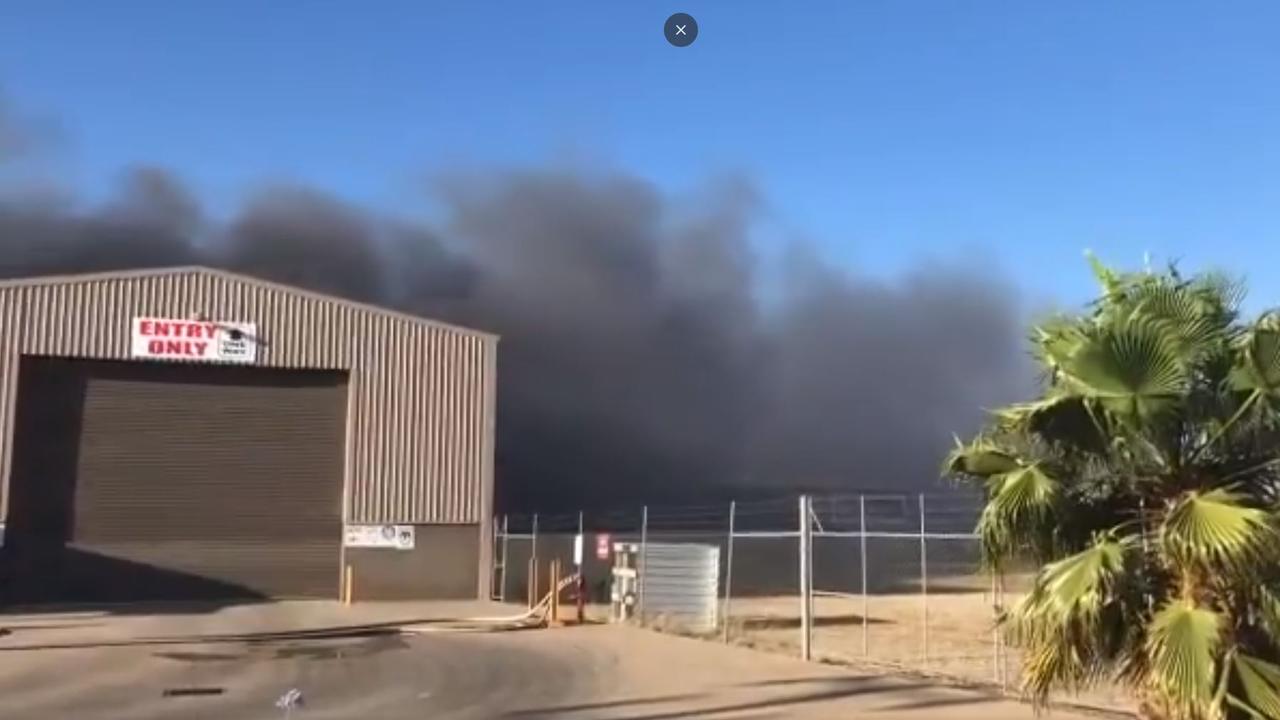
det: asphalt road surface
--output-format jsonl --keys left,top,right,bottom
{"left": 0, "top": 623, "right": 1100, "bottom": 719}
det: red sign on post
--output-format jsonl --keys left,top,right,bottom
{"left": 595, "top": 533, "right": 611, "bottom": 560}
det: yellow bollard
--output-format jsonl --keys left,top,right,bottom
{"left": 343, "top": 564, "right": 354, "bottom": 606}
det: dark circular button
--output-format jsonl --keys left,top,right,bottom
{"left": 664, "top": 13, "right": 698, "bottom": 47}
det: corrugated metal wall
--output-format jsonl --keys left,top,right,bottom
{"left": 0, "top": 267, "right": 497, "bottom": 525}
{"left": 640, "top": 543, "right": 722, "bottom": 632}
{"left": 7, "top": 358, "right": 349, "bottom": 601}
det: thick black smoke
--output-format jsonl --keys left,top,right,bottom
{"left": 0, "top": 106, "right": 1032, "bottom": 511}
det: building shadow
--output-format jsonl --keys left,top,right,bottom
{"left": 595, "top": 677, "right": 936, "bottom": 720}
{"left": 504, "top": 694, "right": 707, "bottom": 717}
{"left": 736, "top": 613, "right": 889, "bottom": 631}
{"left": 1, "top": 546, "right": 267, "bottom": 615}
{"left": 877, "top": 693, "right": 1005, "bottom": 711}
{"left": 506, "top": 676, "right": 942, "bottom": 720}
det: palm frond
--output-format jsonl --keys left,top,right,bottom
{"left": 1087, "top": 250, "right": 1125, "bottom": 300}
{"left": 1228, "top": 315, "right": 1280, "bottom": 420}
{"left": 943, "top": 437, "right": 1022, "bottom": 478}
{"left": 1159, "top": 487, "right": 1278, "bottom": 577}
{"left": 1007, "top": 532, "right": 1136, "bottom": 703}
{"left": 1008, "top": 532, "right": 1132, "bottom": 639}
{"left": 1019, "top": 636, "right": 1095, "bottom": 700}
{"left": 975, "top": 464, "right": 1058, "bottom": 566}
{"left": 993, "top": 397, "right": 1068, "bottom": 428}
{"left": 1128, "top": 281, "right": 1229, "bottom": 360}
{"left": 1193, "top": 270, "right": 1246, "bottom": 316}
{"left": 1057, "top": 316, "right": 1189, "bottom": 423}
{"left": 1228, "top": 654, "right": 1280, "bottom": 720}
{"left": 993, "top": 394, "right": 1111, "bottom": 452}
{"left": 1038, "top": 532, "right": 1133, "bottom": 616}
{"left": 1033, "top": 318, "right": 1086, "bottom": 373}
{"left": 1256, "top": 585, "right": 1280, "bottom": 641}
{"left": 1146, "top": 600, "right": 1223, "bottom": 720}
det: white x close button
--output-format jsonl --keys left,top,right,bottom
{"left": 664, "top": 13, "right": 698, "bottom": 47}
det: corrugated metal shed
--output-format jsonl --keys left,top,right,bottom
{"left": 0, "top": 266, "right": 497, "bottom": 526}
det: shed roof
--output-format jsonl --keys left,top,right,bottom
{"left": 0, "top": 265, "right": 497, "bottom": 340}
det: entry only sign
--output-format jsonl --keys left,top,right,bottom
{"left": 131, "top": 317, "right": 258, "bottom": 364}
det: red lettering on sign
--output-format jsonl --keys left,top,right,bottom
{"left": 135, "top": 319, "right": 249, "bottom": 359}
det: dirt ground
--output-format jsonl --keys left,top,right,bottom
{"left": 718, "top": 593, "right": 1134, "bottom": 713}
{"left": 0, "top": 599, "right": 522, "bottom": 648}
{"left": 0, "top": 602, "right": 1108, "bottom": 719}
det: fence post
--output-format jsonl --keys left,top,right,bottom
{"left": 799, "top": 495, "right": 813, "bottom": 662}
{"left": 992, "top": 570, "right": 1001, "bottom": 686}
{"left": 550, "top": 559, "right": 561, "bottom": 623}
{"left": 999, "top": 571, "right": 1009, "bottom": 692}
{"left": 490, "top": 514, "right": 499, "bottom": 600}
{"left": 527, "top": 556, "right": 538, "bottom": 609}
{"left": 919, "top": 494, "right": 929, "bottom": 668}
{"left": 722, "top": 500, "right": 736, "bottom": 643}
{"left": 531, "top": 513, "right": 539, "bottom": 565}
{"left": 498, "top": 514, "right": 510, "bottom": 603}
{"left": 1139, "top": 496, "right": 1154, "bottom": 614}
{"left": 860, "top": 494, "right": 869, "bottom": 658}
{"left": 577, "top": 510, "right": 585, "bottom": 573}
{"left": 807, "top": 496, "right": 815, "bottom": 653}
{"left": 639, "top": 505, "right": 649, "bottom": 624}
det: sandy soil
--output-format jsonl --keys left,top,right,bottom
{"left": 0, "top": 604, "right": 1105, "bottom": 720}
{"left": 717, "top": 593, "right": 1134, "bottom": 712}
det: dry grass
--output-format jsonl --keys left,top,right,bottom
{"left": 720, "top": 593, "right": 1135, "bottom": 713}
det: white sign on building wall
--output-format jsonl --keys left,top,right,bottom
{"left": 131, "top": 317, "right": 258, "bottom": 363}
{"left": 343, "top": 524, "right": 415, "bottom": 550}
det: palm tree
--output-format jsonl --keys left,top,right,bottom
{"left": 946, "top": 256, "right": 1280, "bottom": 720}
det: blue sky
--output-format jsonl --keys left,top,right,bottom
{"left": 3, "top": 1, "right": 1280, "bottom": 310}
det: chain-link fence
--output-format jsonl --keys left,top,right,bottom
{"left": 490, "top": 493, "right": 1130, "bottom": 712}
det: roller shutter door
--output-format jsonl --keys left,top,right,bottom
{"left": 3, "top": 357, "right": 347, "bottom": 603}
